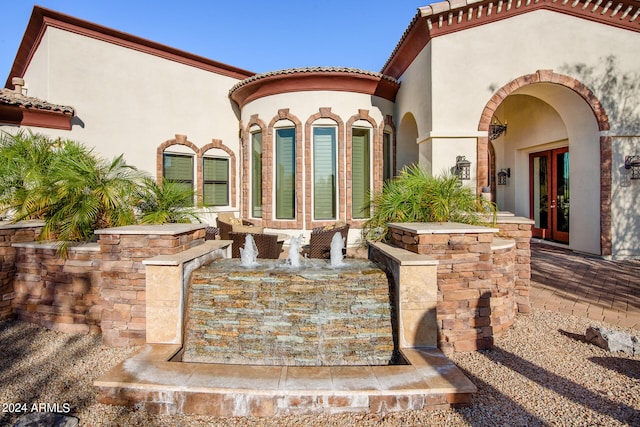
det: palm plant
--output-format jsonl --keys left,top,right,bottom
{"left": 41, "top": 146, "right": 145, "bottom": 248}
{"left": 137, "top": 178, "right": 201, "bottom": 224}
{"left": 0, "top": 130, "right": 57, "bottom": 219}
{"left": 362, "top": 164, "right": 496, "bottom": 242}
{"left": 0, "top": 131, "right": 147, "bottom": 254}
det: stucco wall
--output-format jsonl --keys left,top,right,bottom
{"left": 14, "top": 27, "right": 244, "bottom": 185}
{"left": 397, "top": 9, "right": 640, "bottom": 256}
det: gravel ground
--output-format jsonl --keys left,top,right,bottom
{"left": 1, "top": 310, "right": 639, "bottom": 427}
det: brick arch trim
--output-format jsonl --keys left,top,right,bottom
{"left": 156, "top": 134, "right": 199, "bottom": 183}
{"left": 346, "top": 109, "right": 379, "bottom": 227}
{"left": 476, "top": 69, "right": 612, "bottom": 255}
{"left": 199, "top": 139, "right": 237, "bottom": 208}
{"left": 264, "top": 109, "right": 304, "bottom": 229}
{"left": 304, "top": 108, "right": 346, "bottom": 228}
{"left": 241, "top": 115, "right": 268, "bottom": 220}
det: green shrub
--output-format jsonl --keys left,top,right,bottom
{"left": 362, "top": 164, "right": 495, "bottom": 242}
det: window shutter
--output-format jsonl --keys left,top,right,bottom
{"left": 313, "top": 127, "right": 336, "bottom": 220}
{"left": 276, "top": 128, "right": 296, "bottom": 219}
{"left": 251, "top": 132, "right": 263, "bottom": 217}
{"left": 352, "top": 129, "right": 370, "bottom": 218}
{"left": 203, "top": 157, "right": 229, "bottom": 206}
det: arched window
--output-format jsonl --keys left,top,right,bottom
{"left": 351, "top": 124, "right": 372, "bottom": 219}
{"left": 250, "top": 128, "right": 263, "bottom": 218}
{"left": 202, "top": 148, "right": 230, "bottom": 207}
{"left": 163, "top": 145, "right": 196, "bottom": 206}
{"left": 312, "top": 120, "right": 338, "bottom": 220}
{"left": 274, "top": 122, "right": 296, "bottom": 220}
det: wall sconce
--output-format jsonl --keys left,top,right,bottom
{"left": 489, "top": 117, "right": 507, "bottom": 141}
{"left": 497, "top": 168, "right": 511, "bottom": 185}
{"left": 625, "top": 155, "right": 640, "bottom": 179}
{"left": 455, "top": 156, "right": 471, "bottom": 180}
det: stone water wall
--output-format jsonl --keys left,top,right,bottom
{"left": 183, "top": 258, "right": 395, "bottom": 366}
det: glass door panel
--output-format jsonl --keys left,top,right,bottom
{"left": 529, "top": 148, "right": 569, "bottom": 244}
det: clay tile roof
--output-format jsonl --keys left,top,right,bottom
{"left": 0, "top": 88, "right": 75, "bottom": 115}
{"left": 229, "top": 66, "right": 399, "bottom": 96}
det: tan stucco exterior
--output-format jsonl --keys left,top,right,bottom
{"left": 2, "top": 3, "right": 639, "bottom": 257}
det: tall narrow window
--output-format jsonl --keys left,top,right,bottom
{"left": 251, "top": 131, "right": 263, "bottom": 217}
{"left": 163, "top": 152, "right": 194, "bottom": 206}
{"left": 275, "top": 128, "right": 296, "bottom": 219}
{"left": 203, "top": 157, "right": 229, "bottom": 206}
{"left": 313, "top": 127, "right": 336, "bottom": 220}
{"left": 352, "top": 128, "right": 371, "bottom": 218}
{"left": 383, "top": 132, "right": 393, "bottom": 182}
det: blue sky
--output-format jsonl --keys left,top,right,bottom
{"left": 1, "top": 1, "right": 432, "bottom": 84}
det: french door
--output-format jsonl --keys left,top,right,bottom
{"left": 529, "top": 148, "right": 569, "bottom": 243}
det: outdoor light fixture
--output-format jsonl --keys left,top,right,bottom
{"left": 455, "top": 155, "right": 471, "bottom": 180}
{"left": 624, "top": 155, "right": 640, "bottom": 180}
{"left": 489, "top": 117, "right": 507, "bottom": 141}
{"left": 497, "top": 168, "right": 511, "bottom": 185}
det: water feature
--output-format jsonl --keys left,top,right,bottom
{"left": 330, "top": 231, "right": 346, "bottom": 268}
{"left": 239, "top": 234, "right": 259, "bottom": 267}
{"left": 182, "top": 233, "right": 395, "bottom": 366}
{"left": 285, "top": 235, "right": 302, "bottom": 268}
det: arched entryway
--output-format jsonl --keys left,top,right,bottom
{"left": 397, "top": 112, "right": 419, "bottom": 173}
{"left": 477, "top": 70, "right": 611, "bottom": 256}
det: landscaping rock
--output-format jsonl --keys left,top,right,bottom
{"left": 13, "top": 412, "right": 78, "bottom": 427}
{"left": 585, "top": 326, "right": 640, "bottom": 355}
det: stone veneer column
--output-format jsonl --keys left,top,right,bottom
{"left": 0, "top": 221, "right": 43, "bottom": 320}
{"left": 389, "top": 222, "right": 521, "bottom": 355}
{"left": 494, "top": 216, "right": 534, "bottom": 314}
{"left": 96, "top": 224, "right": 206, "bottom": 346}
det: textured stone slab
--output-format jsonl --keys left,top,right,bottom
{"left": 183, "top": 258, "right": 394, "bottom": 366}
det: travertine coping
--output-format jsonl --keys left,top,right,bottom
{"left": 143, "top": 240, "right": 231, "bottom": 344}
{"left": 95, "top": 223, "right": 206, "bottom": 235}
{"left": 388, "top": 222, "right": 499, "bottom": 234}
{"left": 142, "top": 240, "right": 231, "bottom": 266}
{"left": 493, "top": 216, "right": 535, "bottom": 225}
{"left": 11, "top": 241, "right": 100, "bottom": 251}
{"left": 369, "top": 242, "right": 438, "bottom": 266}
{"left": 94, "top": 343, "right": 477, "bottom": 416}
{"left": 369, "top": 242, "right": 439, "bottom": 348}
{"left": 0, "top": 220, "right": 45, "bottom": 230}
{"left": 491, "top": 238, "right": 516, "bottom": 251}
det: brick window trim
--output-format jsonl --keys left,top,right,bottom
{"left": 156, "top": 134, "right": 237, "bottom": 208}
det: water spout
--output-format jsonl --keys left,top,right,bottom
{"left": 330, "top": 232, "right": 346, "bottom": 268}
{"left": 240, "top": 234, "right": 259, "bottom": 267}
{"left": 286, "top": 235, "right": 303, "bottom": 268}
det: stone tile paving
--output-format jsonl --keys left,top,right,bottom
{"left": 530, "top": 242, "right": 640, "bottom": 329}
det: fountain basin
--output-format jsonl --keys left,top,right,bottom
{"left": 183, "top": 258, "right": 395, "bottom": 366}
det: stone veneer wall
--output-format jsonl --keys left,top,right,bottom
{"left": 96, "top": 225, "right": 206, "bottom": 346}
{"left": 493, "top": 217, "right": 534, "bottom": 314}
{"left": 12, "top": 242, "right": 102, "bottom": 333}
{"left": 1, "top": 222, "right": 206, "bottom": 347}
{"left": 0, "top": 221, "right": 44, "bottom": 320}
{"left": 388, "top": 221, "right": 530, "bottom": 355}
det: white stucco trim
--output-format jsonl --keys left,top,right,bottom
{"left": 417, "top": 130, "right": 486, "bottom": 144}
